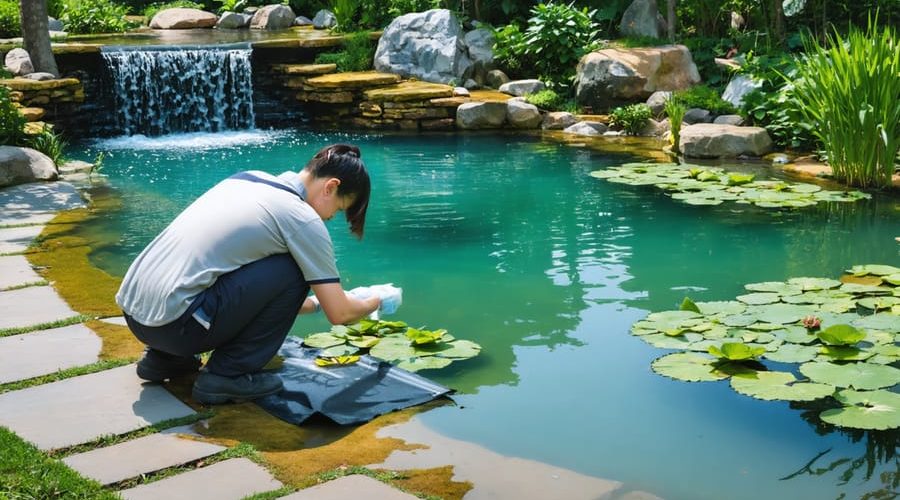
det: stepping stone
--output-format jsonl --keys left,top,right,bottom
{"left": 0, "top": 286, "right": 78, "bottom": 330}
{"left": 279, "top": 475, "right": 417, "bottom": 500}
{"left": 0, "top": 225, "right": 43, "bottom": 254}
{"left": 0, "top": 254, "right": 42, "bottom": 289}
{"left": 305, "top": 71, "right": 401, "bottom": 89}
{"left": 119, "top": 457, "right": 282, "bottom": 500}
{"left": 0, "top": 182, "right": 85, "bottom": 226}
{"left": 99, "top": 316, "right": 128, "bottom": 326}
{"left": 0, "top": 324, "right": 100, "bottom": 384}
{"left": 0, "top": 364, "right": 195, "bottom": 450}
{"left": 63, "top": 425, "right": 226, "bottom": 485}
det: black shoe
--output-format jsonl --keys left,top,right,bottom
{"left": 136, "top": 348, "right": 202, "bottom": 382}
{"left": 191, "top": 371, "right": 283, "bottom": 405}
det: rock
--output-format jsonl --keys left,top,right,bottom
{"left": 455, "top": 101, "right": 507, "bottom": 129}
{"left": 638, "top": 118, "right": 663, "bottom": 136}
{"left": 486, "top": 69, "right": 509, "bottom": 89}
{"left": 312, "top": 9, "right": 336, "bottom": 29}
{"left": 5, "top": 49, "right": 34, "bottom": 76}
{"left": 374, "top": 9, "right": 469, "bottom": 85}
{"left": 619, "top": 0, "right": 665, "bottom": 38}
{"left": 58, "top": 160, "right": 94, "bottom": 175}
{"left": 0, "top": 146, "right": 58, "bottom": 187}
{"left": 564, "top": 121, "right": 608, "bottom": 136}
{"left": 293, "top": 16, "right": 313, "bottom": 26}
{"left": 645, "top": 90, "right": 671, "bottom": 116}
{"left": 498, "top": 79, "right": 545, "bottom": 97}
{"left": 541, "top": 112, "right": 578, "bottom": 130}
{"left": 150, "top": 8, "right": 217, "bottom": 29}
{"left": 23, "top": 72, "right": 55, "bottom": 81}
{"left": 453, "top": 87, "right": 470, "bottom": 97}
{"left": 713, "top": 114, "right": 745, "bottom": 126}
{"left": 721, "top": 74, "right": 762, "bottom": 108}
{"left": 575, "top": 45, "right": 700, "bottom": 112}
{"left": 463, "top": 28, "right": 494, "bottom": 84}
{"left": 769, "top": 153, "right": 790, "bottom": 164}
{"left": 683, "top": 108, "right": 712, "bottom": 124}
{"left": 250, "top": 5, "right": 296, "bottom": 30}
{"left": 506, "top": 100, "right": 542, "bottom": 129}
{"left": 463, "top": 78, "right": 479, "bottom": 90}
{"left": 19, "top": 107, "right": 45, "bottom": 121}
{"left": 679, "top": 124, "right": 773, "bottom": 158}
{"left": 47, "top": 17, "right": 63, "bottom": 31}
{"left": 216, "top": 12, "right": 245, "bottom": 29}
{"left": 714, "top": 58, "right": 741, "bottom": 71}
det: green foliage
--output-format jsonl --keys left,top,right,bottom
{"left": 331, "top": 0, "right": 390, "bottom": 32}
{"left": 213, "top": 0, "right": 246, "bottom": 14}
{"left": 673, "top": 85, "right": 736, "bottom": 115}
{"left": 0, "top": 0, "right": 20, "bottom": 38}
{"left": 24, "top": 127, "right": 68, "bottom": 166}
{"left": 708, "top": 342, "right": 765, "bottom": 361}
{"left": 143, "top": 0, "right": 203, "bottom": 21}
{"left": 664, "top": 96, "right": 686, "bottom": 154}
{"left": 60, "top": 0, "right": 133, "bottom": 34}
{"left": 817, "top": 324, "right": 866, "bottom": 346}
{"left": 0, "top": 86, "right": 26, "bottom": 147}
{"left": 524, "top": 89, "right": 563, "bottom": 110}
{"left": 615, "top": 35, "right": 670, "bottom": 48}
{"left": 681, "top": 36, "right": 734, "bottom": 90}
{"left": 609, "top": 103, "right": 651, "bottom": 135}
{"left": 313, "top": 31, "right": 375, "bottom": 72}
{"left": 790, "top": 19, "right": 900, "bottom": 189}
{"left": 491, "top": 23, "right": 528, "bottom": 76}
{"left": 387, "top": 0, "right": 442, "bottom": 18}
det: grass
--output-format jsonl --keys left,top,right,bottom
{"left": 0, "top": 426, "right": 120, "bottom": 499}
{"left": 0, "top": 314, "right": 93, "bottom": 338}
{"left": 0, "top": 359, "right": 134, "bottom": 395}
{"left": 110, "top": 440, "right": 254, "bottom": 489}
{"left": 0, "top": 280, "right": 49, "bottom": 291}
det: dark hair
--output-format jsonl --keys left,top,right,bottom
{"left": 304, "top": 144, "right": 371, "bottom": 238}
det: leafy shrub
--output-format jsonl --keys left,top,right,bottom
{"left": 143, "top": 0, "right": 203, "bottom": 21}
{"left": 0, "top": 0, "right": 21, "bottom": 39}
{"left": 525, "top": 89, "right": 563, "bottom": 110}
{"left": 520, "top": 2, "right": 602, "bottom": 87}
{"left": 60, "top": 0, "right": 132, "bottom": 34}
{"left": 664, "top": 97, "right": 686, "bottom": 153}
{"left": 0, "top": 86, "right": 26, "bottom": 146}
{"left": 673, "top": 85, "right": 736, "bottom": 115}
{"left": 610, "top": 103, "right": 652, "bottom": 135}
{"left": 387, "top": 0, "right": 442, "bottom": 18}
{"left": 24, "top": 127, "right": 68, "bottom": 166}
{"left": 331, "top": 0, "right": 390, "bottom": 32}
{"left": 491, "top": 23, "right": 528, "bottom": 76}
{"left": 790, "top": 20, "right": 900, "bottom": 188}
{"left": 681, "top": 36, "right": 734, "bottom": 90}
{"left": 313, "top": 31, "right": 375, "bottom": 72}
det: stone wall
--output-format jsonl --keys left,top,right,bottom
{"left": 1, "top": 77, "right": 84, "bottom": 133}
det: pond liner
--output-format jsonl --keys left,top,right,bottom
{"left": 255, "top": 337, "right": 453, "bottom": 426}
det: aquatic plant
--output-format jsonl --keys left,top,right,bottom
{"left": 632, "top": 264, "right": 900, "bottom": 430}
{"left": 609, "top": 104, "right": 652, "bottom": 136}
{"left": 663, "top": 97, "right": 686, "bottom": 154}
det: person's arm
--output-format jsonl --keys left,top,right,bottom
{"left": 309, "top": 282, "right": 380, "bottom": 325}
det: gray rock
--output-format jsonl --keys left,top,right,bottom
{"left": 499, "top": 79, "right": 545, "bottom": 97}
{"left": 713, "top": 114, "right": 745, "bottom": 126}
{"left": 645, "top": 90, "right": 672, "bottom": 116}
{"left": 463, "top": 28, "right": 494, "bottom": 83}
{"left": 455, "top": 101, "right": 507, "bottom": 129}
{"left": 23, "top": 72, "right": 55, "bottom": 81}
{"left": 638, "top": 118, "right": 663, "bottom": 137}
{"left": 683, "top": 108, "right": 712, "bottom": 124}
{"left": 541, "top": 112, "right": 578, "bottom": 130}
{"left": 564, "top": 121, "right": 608, "bottom": 136}
{"left": 769, "top": 154, "right": 790, "bottom": 164}
{"left": 149, "top": 8, "right": 217, "bottom": 29}
{"left": 216, "top": 11, "right": 245, "bottom": 29}
{"left": 47, "top": 17, "right": 63, "bottom": 31}
{"left": 453, "top": 87, "right": 470, "bottom": 97}
{"left": 506, "top": 100, "right": 542, "bottom": 129}
{"left": 679, "top": 123, "right": 773, "bottom": 158}
{"left": 374, "top": 9, "right": 469, "bottom": 85}
{"left": 58, "top": 160, "right": 94, "bottom": 175}
{"left": 721, "top": 74, "right": 762, "bottom": 108}
{"left": 250, "top": 4, "right": 296, "bottom": 30}
{"left": 243, "top": 6, "right": 258, "bottom": 13}
{"left": 619, "top": 0, "right": 665, "bottom": 38}
{"left": 293, "top": 15, "right": 313, "bottom": 26}
{"left": 5, "top": 48, "right": 34, "bottom": 76}
{"left": 486, "top": 69, "right": 509, "bottom": 89}
{"left": 463, "top": 78, "right": 479, "bottom": 89}
{"left": 0, "top": 146, "right": 57, "bottom": 188}
{"left": 730, "top": 11, "right": 745, "bottom": 29}
{"left": 312, "top": 9, "right": 336, "bottom": 29}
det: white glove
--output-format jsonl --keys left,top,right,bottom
{"left": 370, "top": 283, "right": 403, "bottom": 315}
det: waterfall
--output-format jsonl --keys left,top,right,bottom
{"left": 101, "top": 44, "right": 255, "bottom": 136}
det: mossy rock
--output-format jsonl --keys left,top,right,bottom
{"left": 270, "top": 63, "right": 337, "bottom": 76}
{"left": 364, "top": 81, "right": 453, "bottom": 103}
{"left": 305, "top": 71, "right": 401, "bottom": 89}
{"left": 0, "top": 78, "right": 82, "bottom": 91}
{"left": 467, "top": 90, "right": 513, "bottom": 102}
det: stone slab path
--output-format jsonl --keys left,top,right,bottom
{"left": 63, "top": 425, "right": 226, "bottom": 485}
{"left": 0, "top": 225, "right": 44, "bottom": 254}
{"left": 0, "top": 323, "right": 101, "bottom": 383}
{"left": 0, "top": 182, "right": 85, "bottom": 226}
{"left": 118, "top": 457, "right": 283, "bottom": 500}
{"left": 279, "top": 474, "right": 418, "bottom": 500}
{"left": 0, "top": 254, "right": 43, "bottom": 289}
{"left": 0, "top": 285, "right": 80, "bottom": 329}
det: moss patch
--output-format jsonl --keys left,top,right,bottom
{"left": 391, "top": 465, "right": 472, "bottom": 500}
{"left": 85, "top": 319, "right": 144, "bottom": 360}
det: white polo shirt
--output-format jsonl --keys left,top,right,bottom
{"left": 116, "top": 170, "right": 340, "bottom": 327}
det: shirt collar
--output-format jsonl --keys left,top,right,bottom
{"left": 277, "top": 171, "right": 307, "bottom": 201}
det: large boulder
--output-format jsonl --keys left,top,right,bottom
{"left": 5, "top": 49, "right": 34, "bottom": 76}
{"left": 564, "top": 121, "right": 608, "bottom": 136}
{"left": 499, "top": 79, "right": 545, "bottom": 97}
{"left": 575, "top": 45, "right": 700, "bottom": 112}
{"left": 619, "top": 0, "right": 665, "bottom": 38}
{"left": 463, "top": 28, "right": 494, "bottom": 84}
{"left": 541, "top": 111, "right": 578, "bottom": 130}
{"left": 47, "top": 17, "right": 63, "bottom": 31}
{"left": 374, "top": 9, "right": 471, "bottom": 85}
{"left": 250, "top": 5, "right": 296, "bottom": 30}
{"left": 456, "top": 101, "right": 506, "bottom": 129}
{"left": 679, "top": 124, "right": 773, "bottom": 158}
{"left": 506, "top": 100, "right": 542, "bottom": 129}
{"left": 150, "top": 8, "right": 217, "bottom": 29}
{"left": 313, "top": 9, "right": 336, "bottom": 29}
{"left": 486, "top": 69, "right": 509, "bottom": 89}
{"left": 721, "top": 74, "right": 762, "bottom": 108}
{"left": 645, "top": 90, "right": 671, "bottom": 116}
{"left": 0, "top": 146, "right": 57, "bottom": 188}
{"left": 216, "top": 12, "right": 246, "bottom": 29}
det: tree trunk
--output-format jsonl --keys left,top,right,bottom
{"left": 773, "top": 0, "right": 785, "bottom": 45}
{"left": 19, "top": 0, "right": 59, "bottom": 77}
{"left": 666, "top": 0, "right": 676, "bottom": 41}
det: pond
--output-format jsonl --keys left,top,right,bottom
{"left": 70, "top": 129, "right": 899, "bottom": 500}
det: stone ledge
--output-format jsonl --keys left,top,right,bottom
{"left": 364, "top": 81, "right": 453, "bottom": 103}
{"left": 270, "top": 63, "right": 337, "bottom": 76}
{"left": 305, "top": 71, "right": 401, "bottom": 89}
{"left": 0, "top": 77, "right": 81, "bottom": 91}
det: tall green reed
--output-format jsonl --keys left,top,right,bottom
{"left": 789, "top": 18, "right": 900, "bottom": 188}
{"left": 664, "top": 96, "right": 686, "bottom": 155}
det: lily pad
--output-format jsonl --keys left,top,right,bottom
{"left": 820, "top": 390, "right": 900, "bottom": 430}
{"left": 787, "top": 277, "right": 842, "bottom": 291}
{"left": 396, "top": 356, "right": 453, "bottom": 372}
{"left": 436, "top": 340, "right": 482, "bottom": 359}
{"left": 857, "top": 296, "right": 900, "bottom": 311}
{"left": 763, "top": 343, "right": 819, "bottom": 363}
{"left": 708, "top": 342, "right": 765, "bottom": 361}
{"left": 736, "top": 293, "right": 781, "bottom": 305}
{"left": 751, "top": 303, "right": 815, "bottom": 325}
{"left": 318, "top": 344, "right": 360, "bottom": 357}
{"left": 853, "top": 313, "right": 900, "bottom": 333}
{"left": 721, "top": 314, "right": 758, "bottom": 327}
{"left": 884, "top": 273, "right": 900, "bottom": 286}
{"left": 772, "top": 325, "right": 817, "bottom": 344}
{"left": 799, "top": 362, "right": 900, "bottom": 390}
{"left": 695, "top": 301, "right": 746, "bottom": 316}
{"left": 744, "top": 281, "right": 802, "bottom": 295}
{"left": 303, "top": 333, "right": 346, "bottom": 349}
{"left": 817, "top": 346, "right": 874, "bottom": 361}
{"left": 369, "top": 336, "right": 416, "bottom": 362}
{"left": 730, "top": 371, "right": 834, "bottom": 401}
{"left": 816, "top": 324, "right": 865, "bottom": 346}
{"left": 642, "top": 333, "right": 704, "bottom": 349}
{"left": 840, "top": 283, "right": 892, "bottom": 295}
{"left": 848, "top": 265, "right": 900, "bottom": 277}
{"left": 650, "top": 352, "right": 729, "bottom": 382}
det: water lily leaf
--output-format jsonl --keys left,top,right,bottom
{"left": 884, "top": 273, "right": 900, "bottom": 286}
{"left": 696, "top": 301, "right": 746, "bottom": 316}
{"left": 651, "top": 352, "right": 729, "bottom": 382}
{"left": 641, "top": 333, "right": 704, "bottom": 349}
{"left": 853, "top": 313, "right": 899, "bottom": 333}
{"left": 708, "top": 342, "right": 765, "bottom": 361}
{"left": 319, "top": 344, "right": 360, "bottom": 357}
{"left": 788, "top": 277, "right": 842, "bottom": 291}
{"left": 746, "top": 322, "right": 782, "bottom": 331}
{"left": 396, "top": 356, "right": 453, "bottom": 372}
{"left": 818, "top": 346, "right": 874, "bottom": 361}
{"left": 857, "top": 296, "right": 900, "bottom": 311}
{"left": 682, "top": 196, "right": 723, "bottom": 206}
{"left": 840, "top": 283, "right": 893, "bottom": 295}
{"left": 744, "top": 281, "right": 802, "bottom": 295}
{"left": 315, "top": 355, "right": 360, "bottom": 367}
{"left": 864, "top": 329, "right": 895, "bottom": 345}
{"left": 848, "top": 264, "right": 900, "bottom": 277}
{"left": 817, "top": 298, "right": 858, "bottom": 313}
{"left": 303, "top": 333, "right": 347, "bottom": 349}
{"left": 736, "top": 292, "right": 781, "bottom": 305}
{"left": 772, "top": 325, "right": 817, "bottom": 344}
{"left": 787, "top": 183, "right": 822, "bottom": 193}
{"left": 646, "top": 310, "right": 702, "bottom": 323}
{"left": 406, "top": 327, "right": 448, "bottom": 345}
{"left": 721, "top": 314, "right": 758, "bottom": 327}
{"left": 800, "top": 362, "right": 900, "bottom": 390}
{"left": 751, "top": 303, "right": 814, "bottom": 324}
{"left": 680, "top": 297, "right": 701, "bottom": 313}
{"left": 817, "top": 324, "right": 865, "bottom": 346}
{"left": 866, "top": 343, "right": 900, "bottom": 359}
{"left": 730, "top": 371, "right": 834, "bottom": 402}
{"left": 697, "top": 325, "right": 729, "bottom": 339}
{"left": 369, "top": 336, "right": 416, "bottom": 361}
{"left": 349, "top": 336, "right": 381, "bottom": 348}
{"left": 727, "top": 173, "right": 755, "bottom": 186}
{"left": 590, "top": 170, "right": 620, "bottom": 179}
{"left": 436, "top": 340, "right": 482, "bottom": 359}
{"left": 820, "top": 390, "right": 900, "bottom": 430}
{"left": 763, "top": 343, "right": 819, "bottom": 363}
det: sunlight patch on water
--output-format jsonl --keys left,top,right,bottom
{"left": 91, "top": 130, "right": 288, "bottom": 151}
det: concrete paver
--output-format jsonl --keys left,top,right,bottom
{"left": 279, "top": 475, "right": 418, "bottom": 500}
{"left": 0, "top": 182, "right": 85, "bottom": 226}
{"left": 118, "top": 457, "right": 283, "bottom": 500}
{"left": 63, "top": 425, "right": 226, "bottom": 485}
{"left": 0, "top": 254, "right": 42, "bottom": 289}
{"left": 0, "top": 225, "right": 44, "bottom": 254}
{"left": 99, "top": 316, "right": 128, "bottom": 326}
{"left": 0, "top": 324, "right": 101, "bottom": 384}
{"left": 0, "top": 285, "right": 79, "bottom": 330}
{"left": 0, "top": 364, "right": 195, "bottom": 450}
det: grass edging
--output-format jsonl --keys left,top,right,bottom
{"left": 0, "top": 358, "right": 135, "bottom": 395}
{"left": 0, "top": 314, "right": 94, "bottom": 338}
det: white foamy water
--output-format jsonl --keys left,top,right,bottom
{"left": 91, "top": 130, "right": 287, "bottom": 151}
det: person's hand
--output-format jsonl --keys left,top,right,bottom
{"left": 370, "top": 283, "right": 402, "bottom": 315}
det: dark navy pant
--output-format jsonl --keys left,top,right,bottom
{"left": 125, "top": 254, "right": 308, "bottom": 377}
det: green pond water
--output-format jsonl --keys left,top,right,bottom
{"left": 71, "top": 130, "right": 899, "bottom": 500}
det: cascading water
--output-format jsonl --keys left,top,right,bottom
{"left": 101, "top": 44, "right": 255, "bottom": 136}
